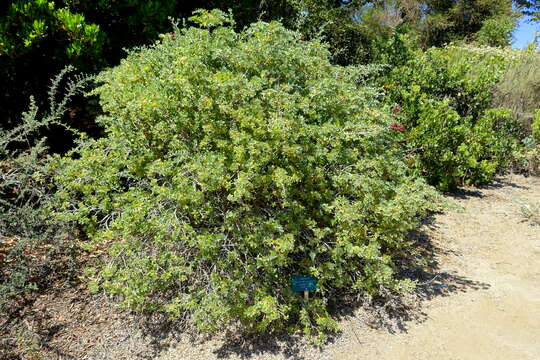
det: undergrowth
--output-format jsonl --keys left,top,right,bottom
{"left": 0, "top": 67, "right": 92, "bottom": 313}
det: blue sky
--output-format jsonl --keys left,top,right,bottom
{"left": 513, "top": 16, "right": 539, "bottom": 48}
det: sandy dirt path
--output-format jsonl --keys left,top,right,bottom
{"left": 330, "top": 174, "right": 540, "bottom": 360}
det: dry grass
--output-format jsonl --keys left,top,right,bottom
{"left": 493, "top": 48, "right": 540, "bottom": 133}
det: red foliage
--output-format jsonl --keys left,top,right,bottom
{"left": 389, "top": 122, "right": 406, "bottom": 133}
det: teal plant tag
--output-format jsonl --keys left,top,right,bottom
{"left": 291, "top": 275, "right": 318, "bottom": 292}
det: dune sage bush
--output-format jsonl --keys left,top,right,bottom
{"left": 0, "top": 67, "right": 90, "bottom": 311}
{"left": 53, "top": 10, "right": 437, "bottom": 338}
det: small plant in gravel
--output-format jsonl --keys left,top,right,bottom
{"left": 54, "top": 10, "right": 438, "bottom": 340}
{"left": 519, "top": 200, "right": 540, "bottom": 225}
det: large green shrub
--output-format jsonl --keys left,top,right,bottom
{"left": 383, "top": 44, "right": 520, "bottom": 190}
{"left": 390, "top": 45, "right": 512, "bottom": 119}
{"left": 54, "top": 11, "right": 436, "bottom": 338}
{"left": 396, "top": 89, "right": 518, "bottom": 190}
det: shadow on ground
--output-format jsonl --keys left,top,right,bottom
{"left": 446, "top": 175, "right": 529, "bottom": 200}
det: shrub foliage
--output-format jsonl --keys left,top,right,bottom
{"left": 54, "top": 11, "right": 437, "bottom": 337}
{"left": 0, "top": 67, "right": 90, "bottom": 311}
{"left": 383, "top": 44, "right": 521, "bottom": 190}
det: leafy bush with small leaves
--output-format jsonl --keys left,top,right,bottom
{"left": 388, "top": 45, "right": 511, "bottom": 120}
{"left": 54, "top": 10, "right": 437, "bottom": 340}
{"left": 397, "top": 93, "right": 519, "bottom": 190}
{"left": 383, "top": 44, "right": 521, "bottom": 190}
{"left": 0, "top": 0, "right": 102, "bottom": 59}
{"left": 513, "top": 110, "right": 540, "bottom": 175}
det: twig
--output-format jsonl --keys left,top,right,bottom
{"left": 417, "top": 273, "right": 441, "bottom": 286}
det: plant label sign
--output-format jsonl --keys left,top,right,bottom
{"left": 291, "top": 275, "right": 318, "bottom": 292}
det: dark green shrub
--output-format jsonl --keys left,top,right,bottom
{"left": 397, "top": 90, "right": 519, "bottom": 190}
{"left": 383, "top": 44, "right": 520, "bottom": 190}
{"left": 0, "top": 0, "right": 292, "bottom": 144}
{"left": 0, "top": 1, "right": 103, "bottom": 59}
{"left": 0, "top": 0, "right": 105, "bottom": 131}
{"left": 54, "top": 11, "right": 437, "bottom": 339}
{"left": 533, "top": 110, "right": 540, "bottom": 143}
{"left": 476, "top": 15, "right": 517, "bottom": 47}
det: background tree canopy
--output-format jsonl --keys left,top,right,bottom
{"left": 515, "top": 0, "right": 540, "bottom": 19}
{"left": 0, "top": 0, "right": 291, "bottom": 147}
{"left": 0, "top": 0, "right": 521, "bottom": 147}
